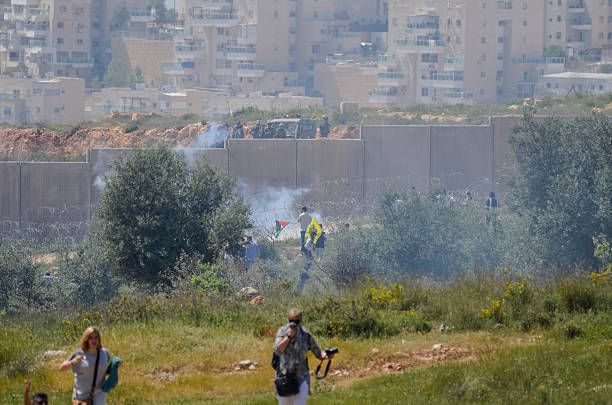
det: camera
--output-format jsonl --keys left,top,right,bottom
{"left": 324, "top": 347, "right": 339, "bottom": 356}
{"left": 289, "top": 321, "right": 299, "bottom": 329}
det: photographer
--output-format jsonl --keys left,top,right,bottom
{"left": 273, "top": 309, "right": 335, "bottom": 405}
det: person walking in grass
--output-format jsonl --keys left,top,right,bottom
{"left": 297, "top": 207, "right": 312, "bottom": 255}
{"left": 244, "top": 235, "right": 260, "bottom": 269}
{"left": 59, "top": 327, "right": 122, "bottom": 405}
{"left": 314, "top": 224, "right": 326, "bottom": 262}
{"left": 273, "top": 308, "right": 335, "bottom": 405}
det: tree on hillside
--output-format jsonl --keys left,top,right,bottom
{"left": 505, "top": 112, "right": 612, "bottom": 265}
{"left": 98, "top": 145, "right": 251, "bottom": 284}
{"left": 102, "top": 60, "right": 134, "bottom": 88}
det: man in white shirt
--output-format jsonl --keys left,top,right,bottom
{"left": 297, "top": 207, "right": 312, "bottom": 255}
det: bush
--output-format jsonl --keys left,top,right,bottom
{"left": 190, "top": 263, "right": 231, "bottom": 295}
{"left": 320, "top": 229, "right": 373, "bottom": 288}
{"left": 0, "top": 242, "right": 39, "bottom": 311}
{"left": 0, "top": 320, "right": 37, "bottom": 377}
{"left": 563, "top": 323, "right": 583, "bottom": 339}
{"left": 560, "top": 279, "right": 597, "bottom": 313}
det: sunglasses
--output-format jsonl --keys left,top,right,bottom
{"left": 289, "top": 319, "right": 301, "bottom": 324}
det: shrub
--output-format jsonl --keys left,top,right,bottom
{"left": 0, "top": 319, "right": 37, "bottom": 377}
{"left": 123, "top": 123, "right": 139, "bottom": 133}
{"left": 0, "top": 242, "right": 39, "bottom": 311}
{"left": 559, "top": 279, "right": 597, "bottom": 313}
{"left": 563, "top": 323, "right": 583, "bottom": 340}
{"left": 320, "top": 229, "right": 373, "bottom": 288}
{"left": 190, "top": 264, "right": 231, "bottom": 295}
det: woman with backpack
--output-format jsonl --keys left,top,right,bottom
{"left": 59, "top": 327, "right": 122, "bottom": 405}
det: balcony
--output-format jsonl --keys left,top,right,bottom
{"left": 190, "top": 12, "right": 237, "bottom": 27}
{"left": 130, "top": 10, "right": 154, "bottom": 23}
{"left": 163, "top": 61, "right": 184, "bottom": 75}
{"left": 432, "top": 73, "right": 464, "bottom": 89}
{"left": 512, "top": 56, "right": 565, "bottom": 64}
{"left": 569, "top": 18, "right": 592, "bottom": 30}
{"left": 226, "top": 46, "right": 256, "bottom": 60}
{"left": 175, "top": 44, "right": 201, "bottom": 59}
{"left": 443, "top": 92, "right": 474, "bottom": 105}
{"left": 332, "top": 31, "right": 361, "bottom": 38}
{"left": 237, "top": 63, "right": 265, "bottom": 77}
{"left": 377, "top": 71, "right": 406, "bottom": 87}
{"left": 568, "top": 3, "right": 586, "bottom": 13}
{"left": 369, "top": 88, "right": 398, "bottom": 104}
{"left": 377, "top": 55, "right": 399, "bottom": 69}
{"left": 497, "top": 1, "right": 512, "bottom": 9}
{"left": 284, "top": 79, "right": 306, "bottom": 87}
{"left": 443, "top": 57, "right": 464, "bottom": 71}
{"left": 396, "top": 39, "right": 445, "bottom": 54}
{"left": 201, "top": 0, "right": 233, "bottom": 10}
{"left": 56, "top": 56, "right": 94, "bottom": 68}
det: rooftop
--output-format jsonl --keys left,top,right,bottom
{"left": 542, "top": 72, "right": 612, "bottom": 80}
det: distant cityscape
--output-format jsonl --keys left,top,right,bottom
{"left": 1, "top": 0, "right": 611, "bottom": 124}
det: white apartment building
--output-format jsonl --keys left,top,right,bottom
{"left": 371, "top": 0, "right": 611, "bottom": 107}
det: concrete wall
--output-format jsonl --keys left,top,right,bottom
{"left": 296, "top": 139, "right": 363, "bottom": 210}
{"left": 430, "top": 125, "right": 493, "bottom": 194}
{"left": 228, "top": 139, "right": 297, "bottom": 191}
{"left": 20, "top": 162, "right": 90, "bottom": 224}
{"left": 0, "top": 163, "right": 20, "bottom": 225}
{"left": 0, "top": 117, "right": 533, "bottom": 231}
{"left": 362, "top": 125, "right": 430, "bottom": 199}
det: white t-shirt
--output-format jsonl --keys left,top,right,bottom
{"left": 298, "top": 212, "right": 312, "bottom": 231}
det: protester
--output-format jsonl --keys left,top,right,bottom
{"left": 24, "top": 381, "right": 47, "bottom": 405}
{"left": 223, "top": 242, "right": 233, "bottom": 265}
{"left": 40, "top": 271, "right": 53, "bottom": 287}
{"left": 273, "top": 308, "right": 334, "bottom": 405}
{"left": 276, "top": 123, "right": 287, "bottom": 138}
{"left": 486, "top": 192, "right": 498, "bottom": 210}
{"left": 319, "top": 116, "right": 330, "bottom": 138}
{"left": 297, "top": 207, "right": 312, "bottom": 255}
{"left": 314, "top": 225, "right": 325, "bottom": 262}
{"left": 263, "top": 122, "right": 276, "bottom": 138}
{"left": 244, "top": 236, "right": 260, "bottom": 269}
{"left": 59, "top": 327, "right": 122, "bottom": 405}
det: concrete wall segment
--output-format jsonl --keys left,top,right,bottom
{"left": 362, "top": 125, "right": 430, "bottom": 199}
{"left": 430, "top": 125, "right": 493, "bottom": 195}
{"left": 0, "top": 163, "right": 21, "bottom": 224}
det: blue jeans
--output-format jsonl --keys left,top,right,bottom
{"left": 300, "top": 231, "right": 307, "bottom": 253}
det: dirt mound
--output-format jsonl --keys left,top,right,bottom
{"left": 0, "top": 123, "right": 208, "bottom": 158}
{"left": 0, "top": 123, "right": 359, "bottom": 158}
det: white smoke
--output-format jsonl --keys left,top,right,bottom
{"left": 192, "top": 122, "right": 229, "bottom": 149}
{"left": 238, "top": 182, "right": 323, "bottom": 240}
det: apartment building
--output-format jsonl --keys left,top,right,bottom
{"left": 0, "top": 76, "right": 84, "bottom": 124}
{"left": 546, "top": 0, "right": 612, "bottom": 61}
{"left": 372, "top": 0, "right": 557, "bottom": 107}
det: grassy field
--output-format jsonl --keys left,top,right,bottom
{"left": 1, "top": 269, "right": 611, "bottom": 404}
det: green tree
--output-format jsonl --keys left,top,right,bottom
{"left": 102, "top": 60, "right": 134, "bottom": 88}
{"left": 543, "top": 45, "right": 566, "bottom": 59}
{"left": 113, "top": 7, "right": 130, "bottom": 28}
{"left": 150, "top": 0, "right": 174, "bottom": 26}
{"left": 0, "top": 242, "right": 39, "bottom": 311}
{"left": 505, "top": 112, "right": 612, "bottom": 265}
{"left": 98, "top": 145, "right": 251, "bottom": 284}
{"left": 133, "top": 65, "right": 144, "bottom": 83}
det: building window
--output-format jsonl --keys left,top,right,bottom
{"left": 523, "top": 20, "right": 527, "bottom": 26}
{"left": 57, "top": 22, "right": 64, "bottom": 28}
{"left": 480, "top": 89, "right": 484, "bottom": 95}
{"left": 481, "top": 71, "right": 486, "bottom": 78}
{"left": 547, "top": 83, "right": 551, "bottom": 88}
{"left": 421, "top": 87, "right": 429, "bottom": 96}
{"left": 57, "top": 38, "right": 64, "bottom": 44}
{"left": 274, "top": 10, "right": 278, "bottom": 17}
{"left": 3, "top": 107, "right": 12, "bottom": 116}
{"left": 482, "top": 3, "right": 486, "bottom": 8}
{"left": 456, "top": 19, "right": 461, "bottom": 26}
{"left": 77, "top": 39, "right": 84, "bottom": 45}
{"left": 599, "top": 32, "right": 604, "bottom": 39}
{"left": 481, "top": 37, "right": 486, "bottom": 43}
{"left": 557, "top": 16, "right": 561, "bottom": 22}
{"left": 556, "top": 32, "right": 562, "bottom": 39}
{"left": 59, "top": 5, "right": 67, "bottom": 12}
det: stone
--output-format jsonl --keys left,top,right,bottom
{"left": 239, "top": 360, "right": 252, "bottom": 369}
{"left": 239, "top": 287, "right": 258, "bottom": 300}
{"left": 432, "top": 344, "right": 444, "bottom": 351}
{"left": 42, "top": 350, "right": 67, "bottom": 361}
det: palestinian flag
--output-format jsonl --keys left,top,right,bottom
{"left": 275, "top": 220, "right": 289, "bottom": 238}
